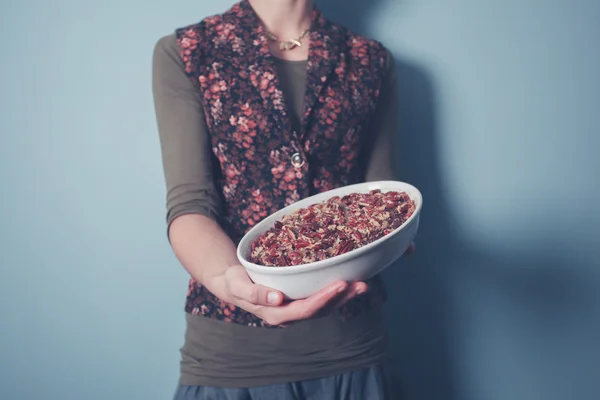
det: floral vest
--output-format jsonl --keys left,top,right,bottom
{"left": 176, "top": 0, "right": 389, "bottom": 327}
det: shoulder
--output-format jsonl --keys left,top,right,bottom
{"left": 165, "top": 12, "right": 233, "bottom": 64}
{"left": 383, "top": 48, "right": 396, "bottom": 80}
{"left": 327, "top": 19, "right": 387, "bottom": 54}
{"left": 152, "top": 33, "right": 189, "bottom": 75}
{"left": 327, "top": 20, "right": 396, "bottom": 86}
{"left": 153, "top": 13, "right": 222, "bottom": 73}
{"left": 348, "top": 32, "right": 387, "bottom": 54}
{"left": 326, "top": 19, "right": 390, "bottom": 69}
{"left": 174, "top": 12, "right": 227, "bottom": 42}
{"left": 154, "top": 33, "right": 179, "bottom": 60}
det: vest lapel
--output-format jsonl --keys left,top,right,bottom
{"left": 227, "top": 0, "right": 294, "bottom": 142}
{"left": 302, "top": 7, "right": 342, "bottom": 139}
{"left": 226, "top": 1, "right": 342, "bottom": 142}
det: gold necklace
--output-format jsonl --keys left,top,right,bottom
{"left": 264, "top": 28, "right": 310, "bottom": 51}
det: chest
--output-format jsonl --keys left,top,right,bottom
{"left": 197, "top": 54, "right": 381, "bottom": 164}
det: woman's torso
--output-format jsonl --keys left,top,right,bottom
{"left": 153, "top": 0, "right": 398, "bottom": 386}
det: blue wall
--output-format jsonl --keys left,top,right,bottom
{"left": 1, "top": 1, "right": 598, "bottom": 399}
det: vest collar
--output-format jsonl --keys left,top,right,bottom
{"left": 223, "top": 0, "right": 344, "bottom": 138}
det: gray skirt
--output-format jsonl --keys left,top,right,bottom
{"left": 173, "top": 365, "right": 400, "bottom": 399}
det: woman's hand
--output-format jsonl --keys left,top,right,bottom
{"left": 206, "top": 241, "right": 415, "bottom": 326}
{"left": 209, "top": 264, "right": 367, "bottom": 326}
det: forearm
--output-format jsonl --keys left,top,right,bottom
{"left": 169, "top": 214, "right": 237, "bottom": 303}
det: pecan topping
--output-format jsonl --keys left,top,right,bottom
{"left": 249, "top": 190, "right": 416, "bottom": 267}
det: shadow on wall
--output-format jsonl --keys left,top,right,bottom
{"left": 320, "top": 1, "right": 600, "bottom": 399}
{"left": 318, "top": 1, "right": 459, "bottom": 399}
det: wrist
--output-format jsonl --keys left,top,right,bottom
{"left": 202, "top": 267, "right": 236, "bottom": 305}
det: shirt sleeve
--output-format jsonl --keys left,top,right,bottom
{"left": 152, "top": 34, "right": 222, "bottom": 232}
{"left": 364, "top": 50, "right": 398, "bottom": 182}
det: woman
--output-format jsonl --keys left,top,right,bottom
{"left": 152, "top": 0, "right": 412, "bottom": 398}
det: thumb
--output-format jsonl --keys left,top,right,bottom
{"left": 224, "top": 265, "right": 284, "bottom": 306}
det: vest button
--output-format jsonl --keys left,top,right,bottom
{"left": 290, "top": 153, "right": 304, "bottom": 168}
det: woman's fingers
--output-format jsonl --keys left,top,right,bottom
{"left": 255, "top": 281, "right": 348, "bottom": 326}
{"left": 224, "top": 265, "right": 284, "bottom": 306}
{"left": 224, "top": 264, "right": 376, "bottom": 326}
{"left": 331, "top": 281, "right": 368, "bottom": 310}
